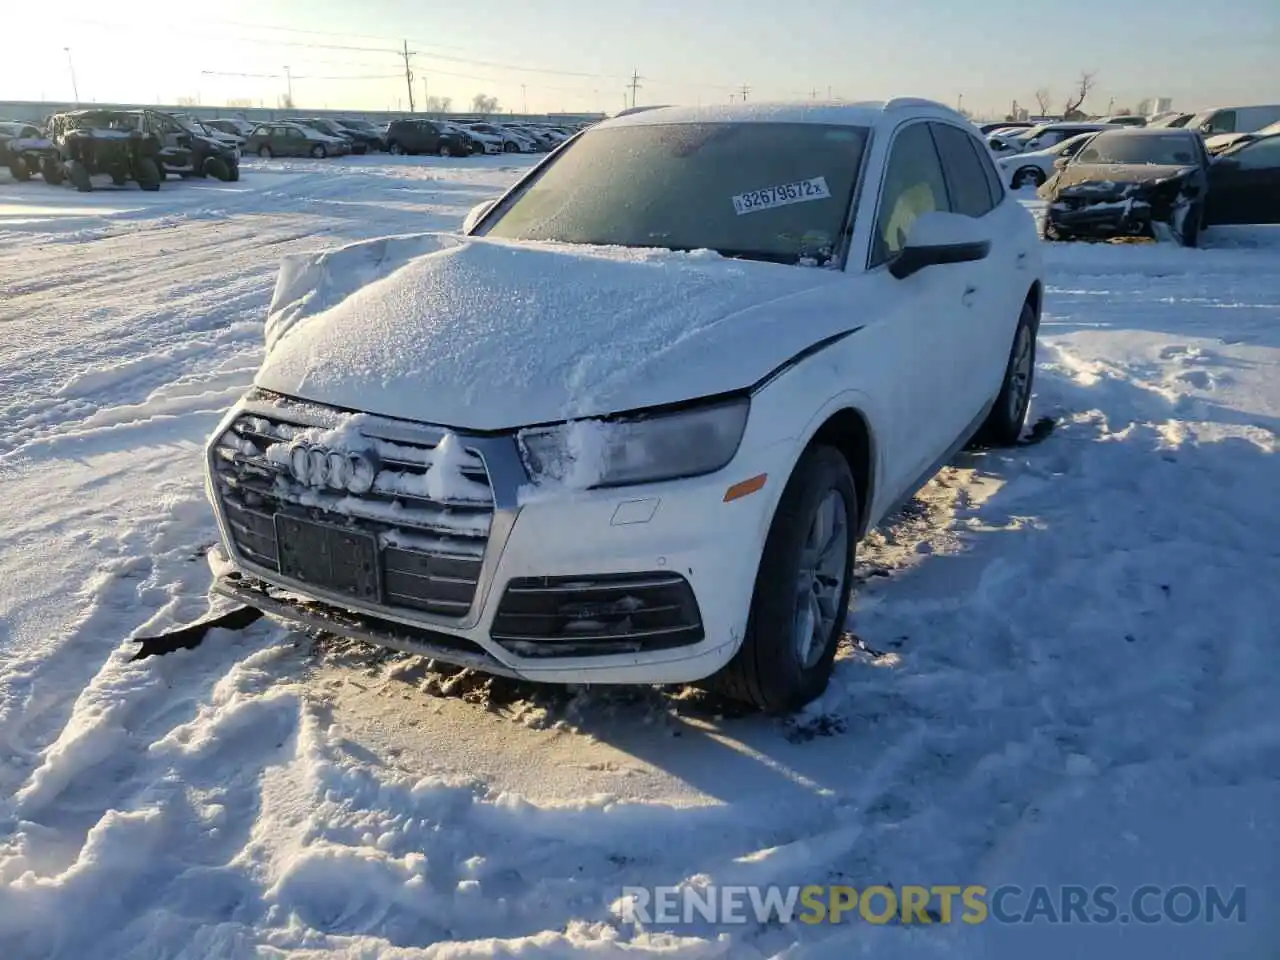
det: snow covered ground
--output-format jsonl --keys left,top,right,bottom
{"left": 1, "top": 160, "right": 1277, "bottom": 959}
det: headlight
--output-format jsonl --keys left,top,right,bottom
{"left": 518, "top": 398, "right": 749, "bottom": 490}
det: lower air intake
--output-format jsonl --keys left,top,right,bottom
{"left": 490, "top": 572, "right": 704, "bottom": 658}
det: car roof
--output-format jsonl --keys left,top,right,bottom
{"left": 598, "top": 99, "right": 963, "bottom": 130}
{"left": 1091, "top": 126, "right": 1198, "bottom": 137}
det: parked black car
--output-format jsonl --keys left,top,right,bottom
{"left": 1039, "top": 128, "right": 1211, "bottom": 245}
{"left": 135, "top": 111, "right": 240, "bottom": 182}
{"left": 1202, "top": 133, "right": 1280, "bottom": 226}
{"left": 332, "top": 118, "right": 386, "bottom": 152}
{"left": 46, "top": 110, "right": 163, "bottom": 192}
{"left": 1, "top": 120, "right": 60, "bottom": 183}
{"left": 384, "top": 119, "right": 471, "bottom": 157}
{"left": 286, "top": 117, "right": 367, "bottom": 154}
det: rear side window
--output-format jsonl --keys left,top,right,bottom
{"left": 1206, "top": 110, "right": 1237, "bottom": 134}
{"left": 930, "top": 123, "right": 997, "bottom": 217}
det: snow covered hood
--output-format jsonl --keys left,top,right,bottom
{"left": 1050, "top": 163, "right": 1198, "bottom": 193}
{"left": 257, "top": 234, "right": 848, "bottom": 431}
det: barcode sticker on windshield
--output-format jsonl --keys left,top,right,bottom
{"left": 732, "top": 177, "right": 831, "bottom": 216}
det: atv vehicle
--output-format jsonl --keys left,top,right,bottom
{"left": 1, "top": 120, "right": 62, "bottom": 184}
{"left": 138, "top": 111, "right": 240, "bottom": 182}
{"left": 46, "top": 110, "right": 163, "bottom": 192}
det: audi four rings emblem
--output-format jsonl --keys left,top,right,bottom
{"left": 286, "top": 441, "right": 378, "bottom": 494}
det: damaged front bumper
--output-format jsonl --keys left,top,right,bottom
{"left": 1044, "top": 180, "right": 1199, "bottom": 241}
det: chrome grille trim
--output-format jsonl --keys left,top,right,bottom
{"left": 206, "top": 389, "right": 530, "bottom": 626}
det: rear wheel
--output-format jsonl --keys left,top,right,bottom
{"left": 257, "top": 145, "right": 273, "bottom": 159}
{"left": 8, "top": 158, "right": 31, "bottom": 181}
{"left": 972, "top": 300, "right": 1037, "bottom": 447}
{"left": 67, "top": 160, "right": 92, "bottom": 192}
{"left": 310, "top": 144, "right": 328, "bottom": 159}
{"left": 388, "top": 141, "right": 404, "bottom": 155}
{"left": 503, "top": 141, "right": 519, "bottom": 153}
{"left": 439, "top": 143, "right": 453, "bottom": 157}
{"left": 706, "top": 446, "right": 857, "bottom": 713}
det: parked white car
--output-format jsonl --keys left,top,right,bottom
{"left": 205, "top": 98, "right": 1044, "bottom": 712}
{"left": 989, "top": 122, "right": 1114, "bottom": 158}
{"left": 442, "top": 122, "right": 501, "bottom": 154}
{"left": 997, "top": 131, "right": 1098, "bottom": 188}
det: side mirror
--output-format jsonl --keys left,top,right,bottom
{"left": 889, "top": 211, "right": 991, "bottom": 280}
{"left": 1053, "top": 157, "right": 1070, "bottom": 170}
{"left": 462, "top": 199, "right": 496, "bottom": 233}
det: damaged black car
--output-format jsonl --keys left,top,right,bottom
{"left": 1039, "top": 128, "right": 1210, "bottom": 246}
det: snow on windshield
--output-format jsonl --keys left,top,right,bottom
{"left": 483, "top": 122, "right": 868, "bottom": 266}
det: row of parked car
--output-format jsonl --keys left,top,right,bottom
{"left": 0, "top": 109, "right": 244, "bottom": 191}
{"left": 0, "top": 109, "right": 593, "bottom": 191}
{"left": 200, "top": 115, "right": 583, "bottom": 159}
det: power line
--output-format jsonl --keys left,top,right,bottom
{"left": 627, "top": 69, "right": 643, "bottom": 109}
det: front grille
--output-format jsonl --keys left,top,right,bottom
{"left": 491, "top": 573, "right": 704, "bottom": 658}
{"left": 211, "top": 402, "right": 494, "bottom": 618}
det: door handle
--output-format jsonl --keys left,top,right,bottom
{"left": 1016, "top": 251, "right": 1028, "bottom": 269}
{"left": 962, "top": 285, "right": 977, "bottom": 307}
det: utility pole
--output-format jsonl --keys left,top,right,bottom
{"left": 811, "top": 88, "right": 818, "bottom": 99}
{"left": 422, "top": 76, "right": 428, "bottom": 111}
{"left": 521, "top": 83, "right": 527, "bottom": 114}
{"left": 402, "top": 40, "right": 416, "bottom": 112}
{"left": 627, "top": 68, "right": 642, "bottom": 110}
{"left": 283, "top": 65, "right": 292, "bottom": 106}
{"left": 64, "top": 47, "right": 80, "bottom": 105}
{"left": 957, "top": 92, "right": 964, "bottom": 113}
{"left": 738, "top": 83, "right": 750, "bottom": 102}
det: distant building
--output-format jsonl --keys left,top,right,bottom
{"left": 1137, "top": 97, "right": 1173, "bottom": 117}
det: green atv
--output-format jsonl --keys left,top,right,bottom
{"left": 46, "top": 110, "right": 163, "bottom": 192}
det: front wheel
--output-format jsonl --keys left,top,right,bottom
{"left": 67, "top": 160, "right": 92, "bottom": 192}
{"left": 1012, "top": 166, "right": 1045, "bottom": 189}
{"left": 204, "top": 156, "right": 232, "bottom": 181}
{"left": 310, "top": 144, "right": 328, "bottom": 159}
{"left": 1178, "top": 201, "right": 1203, "bottom": 248}
{"left": 388, "top": 141, "right": 404, "bottom": 155}
{"left": 258, "top": 145, "right": 273, "bottom": 159}
{"left": 503, "top": 141, "right": 519, "bottom": 153}
{"left": 41, "top": 158, "right": 64, "bottom": 185}
{"left": 439, "top": 143, "right": 453, "bottom": 157}
{"left": 136, "top": 158, "right": 162, "bottom": 191}
{"left": 8, "top": 158, "right": 31, "bottom": 181}
{"left": 972, "top": 301, "right": 1037, "bottom": 447}
{"left": 706, "top": 446, "right": 857, "bottom": 713}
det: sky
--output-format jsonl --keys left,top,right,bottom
{"left": 3, "top": 0, "right": 1277, "bottom": 118}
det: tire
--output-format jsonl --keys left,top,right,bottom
{"left": 388, "top": 141, "right": 404, "bottom": 155}
{"left": 503, "top": 141, "right": 519, "bottom": 153}
{"left": 1012, "top": 166, "right": 1045, "bottom": 189}
{"left": 972, "top": 300, "right": 1037, "bottom": 448}
{"left": 8, "top": 158, "right": 31, "bottom": 182}
{"left": 228, "top": 164, "right": 240, "bottom": 182}
{"left": 1179, "top": 201, "right": 1203, "bottom": 248}
{"left": 258, "top": 145, "right": 273, "bottom": 159}
{"left": 706, "top": 445, "right": 858, "bottom": 714}
{"left": 110, "top": 170, "right": 128, "bottom": 186}
{"left": 41, "top": 158, "right": 64, "bottom": 185}
{"left": 310, "top": 144, "right": 328, "bottom": 159}
{"left": 439, "top": 143, "right": 453, "bottom": 158}
{"left": 204, "top": 156, "right": 231, "bottom": 181}
{"left": 67, "top": 160, "right": 92, "bottom": 192}
{"left": 136, "top": 157, "right": 162, "bottom": 192}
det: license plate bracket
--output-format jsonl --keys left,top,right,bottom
{"left": 275, "top": 515, "right": 381, "bottom": 603}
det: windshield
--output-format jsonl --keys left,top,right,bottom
{"left": 483, "top": 121, "right": 868, "bottom": 266}
{"left": 309, "top": 120, "right": 340, "bottom": 135}
{"left": 1074, "top": 132, "right": 1200, "bottom": 165}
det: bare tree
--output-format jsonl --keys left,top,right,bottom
{"left": 226, "top": 98, "right": 253, "bottom": 109}
{"left": 1034, "top": 88, "right": 1052, "bottom": 115}
{"left": 424, "top": 95, "right": 453, "bottom": 113}
{"left": 1062, "top": 72, "right": 1096, "bottom": 119}
{"left": 470, "top": 93, "right": 500, "bottom": 115}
